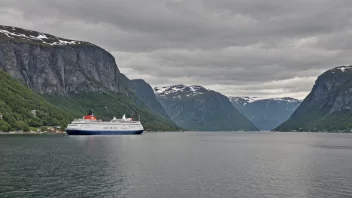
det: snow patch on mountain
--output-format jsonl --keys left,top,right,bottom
{"left": 329, "top": 66, "right": 352, "bottom": 74}
{"left": 229, "top": 96, "right": 301, "bottom": 105}
{"left": 243, "top": 97, "right": 264, "bottom": 103}
{"left": 0, "top": 25, "right": 87, "bottom": 46}
{"left": 154, "top": 85, "right": 208, "bottom": 98}
{"left": 228, "top": 96, "right": 264, "bottom": 106}
{"left": 270, "top": 97, "right": 302, "bottom": 103}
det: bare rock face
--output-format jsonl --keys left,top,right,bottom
{"left": 128, "top": 79, "right": 170, "bottom": 119}
{"left": 0, "top": 25, "right": 128, "bottom": 95}
{"left": 276, "top": 66, "right": 352, "bottom": 132}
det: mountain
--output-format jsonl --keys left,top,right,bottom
{"left": 0, "top": 25, "right": 179, "bottom": 131}
{"left": 229, "top": 97, "right": 301, "bottom": 130}
{"left": 276, "top": 66, "right": 352, "bottom": 132}
{"left": 0, "top": 25, "right": 128, "bottom": 94}
{"left": 228, "top": 96, "right": 265, "bottom": 112}
{"left": 154, "top": 85, "right": 259, "bottom": 131}
{"left": 128, "top": 79, "right": 171, "bottom": 119}
{"left": 0, "top": 69, "right": 72, "bottom": 132}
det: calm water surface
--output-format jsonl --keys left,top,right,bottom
{"left": 1, "top": 132, "right": 352, "bottom": 198}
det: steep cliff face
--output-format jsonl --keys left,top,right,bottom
{"left": 276, "top": 66, "right": 352, "bottom": 132}
{"left": 154, "top": 85, "right": 259, "bottom": 131}
{"left": 229, "top": 97, "right": 301, "bottom": 130}
{"left": 0, "top": 25, "right": 128, "bottom": 94}
{"left": 128, "top": 79, "right": 170, "bottom": 119}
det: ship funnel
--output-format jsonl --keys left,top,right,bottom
{"left": 88, "top": 110, "right": 93, "bottom": 116}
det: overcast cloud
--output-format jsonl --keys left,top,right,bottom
{"left": 1, "top": 0, "right": 352, "bottom": 99}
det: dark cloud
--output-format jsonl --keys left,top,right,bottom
{"left": 1, "top": 0, "right": 352, "bottom": 99}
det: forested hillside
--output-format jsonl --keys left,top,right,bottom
{"left": 0, "top": 69, "right": 72, "bottom": 132}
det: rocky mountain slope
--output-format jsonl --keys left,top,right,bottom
{"left": 0, "top": 25, "right": 178, "bottom": 131}
{"left": 276, "top": 66, "right": 352, "bottom": 132}
{"left": 229, "top": 97, "right": 301, "bottom": 130}
{"left": 128, "top": 79, "right": 170, "bottom": 119}
{"left": 154, "top": 85, "right": 259, "bottom": 131}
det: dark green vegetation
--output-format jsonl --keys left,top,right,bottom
{"left": 229, "top": 97, "right": 301, "bottom": 130}
{"left": 275, "top": 109, "right": 352, "bottom": 132}
{"left": 276, "top": 66, "right": 352, "bottom": 132}
{"left": 155, "top": 85, "right": 259, "bottom": 131}
{"left": 0, "top": 69, "right": 180, "bottom": 132}
{"left": 43, "top": 92, "right": 181, "bottom": 131}
{"left": 0, "top": 69, "right": 72, "bottom": 132}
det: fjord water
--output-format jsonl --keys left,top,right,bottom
{"left": 1, "top": 132, "right": 352, "bottom": 198}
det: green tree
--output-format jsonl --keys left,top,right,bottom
{"left": 13, "top": 121, "right": 30, "bottom": 132}
{"left": 0, "top": 120, "right": 12, "bottom": 132}
{"left": 27, "top": 118, "right": 43, "bottom": 127}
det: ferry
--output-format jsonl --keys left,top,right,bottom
{"left": 65, "top": 111, "right": 144, "bottom": 135}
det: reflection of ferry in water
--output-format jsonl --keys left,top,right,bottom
{"left": 65, "top": 110, "right": 144, "bottom": 135}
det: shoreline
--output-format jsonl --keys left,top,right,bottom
{"left": 1, "top": 131, "right": 351, "bottom": 135}
{"left": 0, "top": 132, "right": 66, "bottom": 135}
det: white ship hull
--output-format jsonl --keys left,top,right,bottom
{"left": 66, "top": 118, "right": 144, "bottom": 135}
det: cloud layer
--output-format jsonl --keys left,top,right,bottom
{"left": 1, "top": 0, "right": 351, "bottom": 99}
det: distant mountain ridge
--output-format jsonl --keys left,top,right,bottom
{"left": 228, "top": 96, "right": 266, "bottom": 106}
{"left": 229, "top": 97, "right": 301, "bottom": 130}
{"left": 154, "top": 85, "right": 208, "bottom": 98}
{"left": 154, "top": 85, "right": 259, "bottom": 131}
{"left": 276, "top": 65, "right": 352, "bottom": 132}
{"left": 229, "top": 96, "right": 300, "bottom": 105}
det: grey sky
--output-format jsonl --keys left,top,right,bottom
{"left": 1, "top": 0, "right": 351, "bottom": 99}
